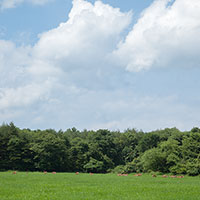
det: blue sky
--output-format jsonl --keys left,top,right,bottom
{"left": 0, "top": 0, "right": 200, "bottom": 131}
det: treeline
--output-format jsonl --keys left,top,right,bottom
{"left": 0, "top": 123, "right": 200, "bottom": 176}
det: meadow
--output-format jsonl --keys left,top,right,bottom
{"left": 0, "top": 172, "right": 200, "bottom": 200}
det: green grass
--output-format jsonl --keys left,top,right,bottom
{"left": 0, "top": 172, "right": 200, "bottom": 200}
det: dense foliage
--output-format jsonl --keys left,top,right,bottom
{"left": 1, "top": 123, "right": 200, "bottom": 175}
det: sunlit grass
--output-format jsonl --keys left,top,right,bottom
{"left": 0, "top": 172, "right": 200, "bottom": 200}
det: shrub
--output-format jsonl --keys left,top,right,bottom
{"left": 186, "top": 160, "right": 200, "bottom": 176}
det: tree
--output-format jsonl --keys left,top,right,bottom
{"left": 0, "top": 123, "right": 19, "bottom": 170}
{"left": 141, "top": 148, "right": 167, "bottom": 172}
{"left": 8, "top": 130, "right": 34, "bottom": 171}
{"left": 68, "top": 137, "right": 89, "bottom": 171}
{"left": 159, "top": 139, "right": 181, "bottom": 170}
{"left": 137, "top": 132, "right": 160, "bottom": 153}
{"left": 31, "top": 131, "right": 69, "bottom": 171}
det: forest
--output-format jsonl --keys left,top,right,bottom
{"left": 0, "top": 123, "right": 200, "bottom": 176}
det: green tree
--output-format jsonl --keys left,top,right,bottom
{"left": 141, "top": 148, "right": 167, "bottom": 172}
{"left": 137, "top": 132, "right": 160, "bottom": 153}
{"left": 31, "top": 131, "right": 69, "bottom": 171}
{"left": 0, "top": 123, "right": 19, "bottom": 170}
{"left": 68, "top": 137, "right": 89, "bottom": 171}
{"left": 8, "top": 130, "right": 34, "bottom": 171}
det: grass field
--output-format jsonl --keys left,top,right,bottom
{"left": 0, "top": 172, "right": 200, "bottom": 200}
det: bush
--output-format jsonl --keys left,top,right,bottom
{"left": 186, "top": 161, "right": 200, "bottom": 176}
{"left": 83, "top": 158, "right": 104, "bottom": 173}
{"left": 111, "top": 165, "right": 126, "bottom": 174}
{"left": 141, "top": 148, "right": 167, "bottom": 172}
{"left": 169, "top": 164, "right": 187, "bottom": 175}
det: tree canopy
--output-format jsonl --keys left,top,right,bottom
{"left": 0, "top": 123, "right": 200, "bottom": 176}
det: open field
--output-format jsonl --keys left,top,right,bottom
{"left": 0, "top": 172, "right": 200, "bottom": 200}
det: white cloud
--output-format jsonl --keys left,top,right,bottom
{"left": 0, "top": 39, "right": 57, "bottom": 112}
{"left": 0, "top": 0, "right": 53, "bottom": 10}
{"left": 0, "top": 81, "right": 53, "bottom": 109}
{"left": 0, "top": 0, "right": 131, "bottom": 120}
{"left": 31, "top": 0, "right": 132, "bottom": 90}
{"left": 0, "top": 40, "right": 31, "bottom": 86}
{"left": 33, "top": 0, "right": 131, "bottom": 63}
{"left": 113, "top": 0, "right": 200, "bottom": 71}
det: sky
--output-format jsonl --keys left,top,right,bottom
{"left": 0, "top": 0, "right": 200, "bottom": 132}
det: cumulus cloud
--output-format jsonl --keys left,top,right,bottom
{"left": 34, "top": 0, "right": 131, "bottom": 63}
{"left": 0, "top": 0, "right": 53, "bottom": 10}
{"left": 32, "top": 0, "right": 132, "bottom": 90}
{"left": 113, "top": 0, "right": 200, "bottom": 71}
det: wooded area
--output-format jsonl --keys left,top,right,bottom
{"left": 1, "top": 123, "right": 200, "bottom": 176}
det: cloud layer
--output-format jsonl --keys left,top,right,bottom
{"left": 0, "top": 0, "right": 200, "bottom": 131}
{"left": 0, "top": 0, "right": 52, "bottom": 10}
